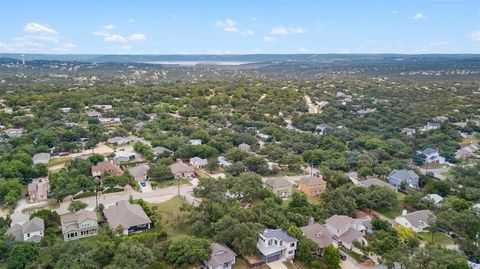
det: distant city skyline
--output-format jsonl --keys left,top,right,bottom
{"left": 0, "top": 0, "right": 479, "bottom": 54}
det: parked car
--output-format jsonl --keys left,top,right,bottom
{"left": 140, "top": 181, "right": 146, "bottom": 187}
{"left": 58, "top": 152, "right": 70, "bottom": 156}
{"left": 339, "top": 252, "right": 347, "bottom": 261}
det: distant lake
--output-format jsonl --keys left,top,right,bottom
{"left": 142, "top": 61, "right": 254, "bottom": 66}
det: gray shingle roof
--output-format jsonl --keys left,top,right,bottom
{"left": 301, "top": 223, "right": 333, "bottom": 248}
{"left": 104, "top": 200, "right": 151, "bottom": 230}
{"left": 22, "top": 217, "right": 44, "bottom": 234}
{"left": 261, "top": 229, "right": 297, "bottom": 243}
{"left": 205, "top": 242, "right": 236, "bottom": 268}
{"left": 360, "top": 178, "right": 396, "bottom": 191}
{"left": 265, "top": 178, "right": 292, "bottom": 188}
{"left": 399, "top": 210, "right": 434, "bottom": 228}
{"left": 389, "top": 169, "right": 418, "bottom": 181}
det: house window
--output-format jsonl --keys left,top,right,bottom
{"left": 288, "top": 250, "right": 294, "bottom": 255}
{"left": 268, "top": 239, "right": 273, "bottom": 246}
{"left": 27, "top": 233, "right": 30, "bottom": 237}
{"left": 290, "top": 242, "right": 295, "bottom": 247}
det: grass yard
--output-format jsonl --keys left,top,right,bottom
{"left": 417, "top": 231, "right": 454, "bottom": 245}
{"left": 232, "top": 258, "right": 269, "bottom": 269}
{"left": 154, "top": 196, "right": 188, "bottom": 239}
{"left": 151, "top": 178, "right": 190, "bottom": 189}
{"left": 340, "top": 247, "right": 368, "bottom": 263}
{"left": 378, "top": 192, "right": 406, "bottom": 219}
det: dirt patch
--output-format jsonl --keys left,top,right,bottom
{"left": 0, "top": 207, "right": 10, "bottom": 218}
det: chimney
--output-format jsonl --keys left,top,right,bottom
{"left": 402, "top": 209, "right": 407, "bottom": 216}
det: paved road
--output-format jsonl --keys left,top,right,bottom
{"left": 267, "top": 261, "right": 288, "bottom": 269}
{"left": 305, "top": 95, "right": 319, "bottom": 114}
{"left": 11, "top": 181, "right": 200, "bottom": 225}
{"left": 341, "top": 254, "right": 387, "bottom": 269}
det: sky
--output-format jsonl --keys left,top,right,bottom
{"left": 0, "top": 0, "right": 479, "bottom": 54}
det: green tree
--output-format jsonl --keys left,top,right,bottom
{"left": 164, "top": 235, "right": 211, "bottom": 266}
{"left": 323, "top": 244, "right": 340, "bottom": 269}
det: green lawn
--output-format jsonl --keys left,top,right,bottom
{"left": 232, "top": 258, "right": 269, "bottom": 269}
{"left": 378, "top": 192, "right": 406, "bottom": 219}
{"left": 340, "top": 247, "right": 367, "bottom": 263}
{"left": 154, "top": 196, "right": 188, "bottom": 238}
{"left": 151, "top": 178, "right": 190, "bottom": 189}
{"left": 417, "top": 231, "right": 454, "bottom": 245}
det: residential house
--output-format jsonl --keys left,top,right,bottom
{"left": 189, "top": 139, "right": 202, "bottom": 145}
{"left": 4, "top": 128, "right": 25, "bottom": 138}
{"left": 152, "top": 146, "right": 173, "bottom": 157}
{"left": 27, "top": 177, "right": 49, "bottom": 203}
{"left": 433, "top": 116, "right": 449, "bottom": 123}
{"left": 258, "top": 133, "right": 270, "bottom": 141}
{"left": 203, "top": 242, "right": 236, "bottom": 269}
{"left": 128, "top": 164, "right": 149, "bottom": 181}
{"left": 7, "top": 217, "right": 44, "bottom": 243}
{"left": 32, "top": 152, "right": 50, "bottom": 165}
{"left": 299, "top": 176, "right": 327, "bottom": 196}
{"left": 421, "top": 122, "right": 441, "bottom": 132}
{"left": 401, "top": 128, "right": 416, "bottom": 136}
{"left": 133, "top": 122, "right": 145, "bottom": 131}
{"left": 107, "top": 136, "right": 131, "bottom": 145}
{"left": 359, "top": 178, "right": 397, "bottom": 191}
{"left": 113, "top": 151, "right": 136, "bottom": 162}
{"left": 86, "top": 111, "right": 101, "bottom": 118}
{"left": 256, "top": 229, "right": 297, "bottom": 263}
{"left": 265, "top": 178, "right": 292, "bottom": 198}
{"left": 104, "top": 200, "right": 152, "bottom": 235}
{"left": 91, "top": 161, "right": 124, "bottom": 179}
{"left": 61, "top": 210, "right": 99, "bottom": 241}
{"left": 395, "top": 210, "right": 434, "bottom": 232}
{"left": 190, "top": 157, "right": 208, "bottom": 168}
{"left": 170, "top": 160, "right": 195, "bottom": 179}
{"left": 422, "top": 194, "right": 443, "bottom": 208}
{"left": 238, "top": 143, "right": 251, "bottom": 152}
{"left": 92, "top": 104, "right": 112, "bottom": 111}
{"left": 315, "top": 123, "right": 331, "bottom": 135}
{"left": 455, "top": 143, "right": 480, "bottom": 159}
{"left": 99, "top": 117, "right": 121, "bottom": 125}
{"left": 301, "top": 222, "right": 335, "bottom": 250}
{"left": 325, "top": 215, "right": 367, "bottom": 250}
{"left": 60, "top": 107, "right": 71, "bottom": 113}
{"left": 388, "top": 169, "right": 419, "bottom": 189}
{"left": 218, "top": 156, "right": 232, "bottom": 168}
{"left": 418, "top": 148, "right": 446, "bottom": 164}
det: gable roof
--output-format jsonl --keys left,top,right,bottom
{"left": 261, "top": 229, "right": 297, "bottom": 243}
{"left": 398, "top": 210, "right": 434, "bottom": 228}
{"left": 389, "top": 169, "right": 418, "bottom": 180}
{"left": 265, "top": 178, "right": 292, "bottom": 188}
{"left": 301, "top": 175, "right": 326, "bottom": 185}
{"left": 128, "top": 165, "right": 149, "bottom": 179}
{"left": 170, "top": 161, "right": 195, "bottom": 174}
{"left": 104, "top": 200, "right": 151, "bottom": 230}
{"left": 61, "top": 209, "right": 98, "bottom": 225}
{"left": 301, "top": 223, "right": 333, "bottom": 248}
{"left": 422, "top": 194, "right": 443, "bottom": 204}
{"left": 152, "top": 146, "right": 172, "bottom": 155}
{"left": 359, "top": 178, "right": 396, "bottom": 191}
{"left": 7, "top": 217, "right": 45, "bottom": 241}
{"left": 325, "top": 215, "right": 353, "bottom": 230}
{"left": 422, "top": 148, "right": 438, "bottom": 155}
{"left": 91, "top": 161, "right": 124, "bottom": 176}
{"left": 206, "top": 242, "right": 236, "bottom": 268}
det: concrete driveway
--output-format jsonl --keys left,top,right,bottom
{"left": 267, "top": 261, "right": 288, "bottom": 269}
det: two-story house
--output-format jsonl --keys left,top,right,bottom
{"left": 27, "top": 177, "right": 49, "bottom": 203}
{"left": 299, "top": 175, "right": 327, "bottom": 196}
{"left": 256, "top": 229, "right": 297, "bottom": 263}
{"left": 203, "top": 242, "right": 236, "bottom": 269}
{"left": 325, "top": 215, "right": 367, "bottom": 250}
{"left": 7, "top": 217, "right": 45, "bottom": 243}
{"left": 265, "top": 178, "right": 292, "bottom": 198}
{"left": 388, "top": 169, "right": 419, "bottom": 189}
{"left": 61, "top": 209, "right": 99, "bottom": 241}
{"left": 419, "top": 148, "right": 446, "bottom": 164}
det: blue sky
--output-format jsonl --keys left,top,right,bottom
{"left": 0, "top": 0, "right": 479, "bottom": 54}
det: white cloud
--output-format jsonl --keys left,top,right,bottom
{"left": 216, "top": 18, "right": 237, "bottom": 28}
{"left": 127, "top": 18, "right": 135, "bottom": 23}
{"left": 104, "top": 24, "right": 116, "bottom": 30}
{"left": 289, "top": 27, "right": 305, "bottom": 34}
{"left": 271, "top": 27, "right": 288, "bottom": 35}
{"left": 104, "top": 34, "right": 127, "bottom": 43}
{"left": 271, "top": 27, "right": 305, "bottom": 35}
{"left": 391, "top": 10, "right": 399, "bottom": 14}
{"left": 224, "top": 27, "right": 239, "bottom": 33}
{"left": 23, "top": 22, "right": 58, "bottom": 35}
{"left": 128, "top": 33, "right": 147, "bottom": 41}
{"left": 409, "top": 13, "right": 426, "bottom": 20}
{"left": 296, "top": 48, "right": 310, "bottom": 53}
{"left": 263, "top": 36, "right": 276, "bottom": 42}
{"left": 240, "top": 29, "right": 255, "bottom": 36}
{"left": 468, "top": 31, "right": 480, "bottom": 42}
